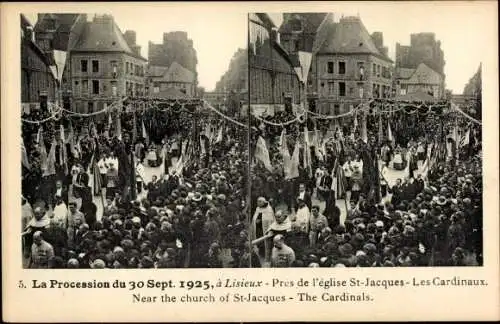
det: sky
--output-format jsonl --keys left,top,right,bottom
{"left": 267, "top": 1, "right": 493, "bottom": 94}
{"left": 23, "top": 2, "right": 495, "bottom": 93}
{"left": 24, "top": 6, "right": 247, "bottom": 91}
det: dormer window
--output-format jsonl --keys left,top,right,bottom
{"left": 46, "top": 19, "right": 56, "bottom": 30}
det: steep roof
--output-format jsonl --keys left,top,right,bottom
{"left": 279, "top": 13, "right": 328, "bottom": 34}
{"left": 405, "top": 63, "right": 442, "bottom": 84}
{"left": 21, "top": 15, "right": 53, "bottom": 67}
{"left": 34, "top": 14, "right": 81, "bottom": 33}
{"left": 164, "top": 61, "right": 195, "bottom": 83}
{"left": 72, "top": 15, "right": 132, "bottom": 54}
{"left": 311, "top": 13, "right": 335, "bottom": 54}
{"left": 319, "top": 16, "right": 392, "bottom": 62}
{"left": 396, "top": 67, "right": 416, "bottom": 79}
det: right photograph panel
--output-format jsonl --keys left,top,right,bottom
{"left": 248, "top": 12, "right": 483, "bottom": 268}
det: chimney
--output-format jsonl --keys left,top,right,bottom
{"left": 283, "top": 13, "right": 292, "bottom": 23}
{"left": 124, "top": 30, "right": 137, "bottom": 46}
{"left": 371, "top": 32, "right": 384, "bottom": 49}
{"left": 131, "top": 45, "right": 142, "bottom": 56}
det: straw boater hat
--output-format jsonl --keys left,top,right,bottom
{"left": 192, "top": 192, "right": 203, "bottom": 202}
{"left": 435, "top": 196, "right": 448, "bottom": 206}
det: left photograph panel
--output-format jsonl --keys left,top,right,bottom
{"left": 20, "top": 12, "right": 250, "bottom": 269}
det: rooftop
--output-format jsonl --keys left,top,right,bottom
{"left": 318, "top": 16, "right": 392, "bottom": 62}
{"left": 72, "top": 15, "right": 146, "bottom": 60}
{"left": 279, "top": 13, "right": 329, "bottom": 34}
{"left": 147, "top": 62, "right": 195, "bottom": 83}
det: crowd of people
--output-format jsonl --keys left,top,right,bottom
{"left": 22, "top": 105, "right": 256, "bottom": 269}
{"left": 21, "top": 102, "right": 483, "bottom": 269}
{"left": 249, "top": 108, "right": 483, "bottom": 268}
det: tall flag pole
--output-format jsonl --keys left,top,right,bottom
{"left": 132, "top": 111, "right": 138, "bottom": 144}
{"left": 361, "top": 111, "right": 368, "bottom": 143}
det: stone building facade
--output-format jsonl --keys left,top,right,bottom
{"left": 314, "top": 16, "right": 393, "bottom": 115}
{"left": 34, "top": 13, "right": 87, "bottom": 109}
{"left": 395, "top": 32, "right": 445, "bottom": 76}
{"left": 69, "top": 15, "right": 147, "bottom": 113}
{"left": 249, "top": 13, "right": 300, "bottom": 116}
{"left": 145, "top": 61, "right": 196, "bottom": 97}
{"left": 148, "top": 31, "right": 197, "bottom": 79}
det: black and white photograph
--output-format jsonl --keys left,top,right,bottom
{"left": 248, "top": 11, "right": 483, "bottom": 268}
{"left": 20, "top": 10, "right": 250, "bottom": 269}
{"left": 5, "top": 1, "right": 499, "bottom": 322}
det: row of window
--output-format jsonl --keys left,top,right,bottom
{"left": 73, "top": 79, "right": 146, "bottom": 97}
{"left": 126, "top": 81, "right": 145, "bottom": 96}
{"left": 324, "top": 60, "right": 390, "bottom": 79}
{"left": 80, "top": 60, "right": 100, "bottom": 73}
{"left": 327, "top": 61, "right": 346, "bottom": 74}
{"left": 320, "top": 81, "right": 347, "bottom": 97}
{"left": 79, "top": 59, "right": 145, "bottom": 76}
{"left": 372, "top": 83, "right": 392, "bottom": 98}
{"left": 319, "top": 81, "right": 393, "bottom": 98}
{"left": 74, "top": 79, "right": 117, "bottom": 96}
{"left": 125, "top": 62, "right": 145, "bottom": 76}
